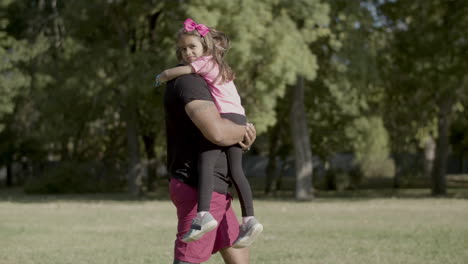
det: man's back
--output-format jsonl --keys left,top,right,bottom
{"left": 164, "top": 73, "right": 230, "bottom": 193}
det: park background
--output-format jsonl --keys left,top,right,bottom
{"left": 1, "top": 0, "right": 468, "bottom": 263}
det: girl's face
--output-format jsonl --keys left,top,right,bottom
{"left": 178, "top": 35, "right": 204, "bottom": 64}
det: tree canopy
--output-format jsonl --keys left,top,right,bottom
{"left": 1, "top": 0, "right": 466, "bottom": 197}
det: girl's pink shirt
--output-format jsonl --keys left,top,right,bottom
{"left": 190, "top": 56, "right": 245, "bottom": 115}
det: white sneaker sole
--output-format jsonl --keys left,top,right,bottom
{"left": 182, "top": 220, "right": 218, "bottom": 243}
{"left": 232, "top": 223, "right": 264, "bottom": 248}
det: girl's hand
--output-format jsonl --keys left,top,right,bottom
{"left": 239, "top": 123, "right": 256, "bottom": 152}
{"left": 155, "top": 74, "right": 163, "bottom": 87}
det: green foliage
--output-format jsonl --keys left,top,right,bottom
{"left": 3, "top": 0, "right": 466, "bottom": 193}
{"left": 305, "top": 0, "right": 386, "bottom": 159}
{"left": 1, "top": 0, "right": 175, "bottom": 167}
{"left": 188, "top": 0, "right": 330, "bottom": 133}
{"left": 377, "top": 0, "right": 468, "bottom": 151}
{"left": 348, "top": 116, "right": 395, "bottom": 179}
{"left": 0, "top": 20, "right": 47, "bottom": 132}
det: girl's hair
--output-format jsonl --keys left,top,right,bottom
{"left": 176, "top": 26, "right": 235, "bottom": 84}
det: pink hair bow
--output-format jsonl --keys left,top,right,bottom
{"left": 184, "top": 18, "right": 210, "bottom": 37}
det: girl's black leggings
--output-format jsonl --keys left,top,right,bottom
{"left": 197, "top": 113, "right": 254, "bottom": 217}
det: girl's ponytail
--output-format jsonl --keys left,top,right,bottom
{"left": 211, "top": 29, "right": 235, "bottom": 83}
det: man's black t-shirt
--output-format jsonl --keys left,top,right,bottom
{"left": 164, "top": 74, "right": 231, "bottom": 194}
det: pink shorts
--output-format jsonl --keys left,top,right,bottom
{"left": 170, "top": 178, "right": 240, "bottom": 263}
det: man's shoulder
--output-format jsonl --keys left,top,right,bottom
{"left": 175, "top": 73, "right": 207, "bottom": 87}
{"left": 174, "top": 74, "right": 212, "bottom": 103}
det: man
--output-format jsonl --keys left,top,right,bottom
{"left": 164, "top": 72, "right": 256, "bottom": 264}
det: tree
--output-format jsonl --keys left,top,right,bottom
{"left": 377, "top": 0, "right": 468, "bottom": 195}
{"left": 0, "top": 0, "right": 50, "bottom": 186}
{"left": 302, "top": 0, "right": 397, "bottom": 189}
{"left": 2, "top": 0, "right": 181, "bottom": 194}
{"left": 188, "top": 0, "right": 330, "bottom": 199}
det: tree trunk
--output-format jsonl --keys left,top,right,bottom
{"left": 6, "top": 161, "right": 13, "bottom": 187}
{"left": 264, "top": 123, "right": 279, "bottom": 195}
{"left": 423, "top": 136, "right": 435, "bottom": 179}
{"left": 431, "top": 98, "right": 453, "bottom": 196}
{"left": 393, "top": 154, "right": 402, "bottom": 189}
{"left": 142, "top": 134, "right": 157, "bottom": 192}
{"left": 290, "top": 76, "right": 314, "bottom": 200}
{"left": 265, "top": 157, "right": 278, "bottom": 195}
{"left": 125, "top": 95, "right": 143, "bottom": 196}
{"left": 324, "top": 162, "right": 337, "bottom": 190}
{"left": 276, "top": 162, "right": 286, "bottom": 193}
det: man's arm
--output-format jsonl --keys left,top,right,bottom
{"left": 185, "top": 100, "right": 245, "bottom": 146}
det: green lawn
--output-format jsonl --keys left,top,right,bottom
{"left": 1, "top": 189, "right": 467, "bottom": 264}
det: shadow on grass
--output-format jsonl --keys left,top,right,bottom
{"left": 2, "top": 175, "right": 468, "bottom": 203}
{"left": 315, "top": 188, "right": 468, "bottom": 200}
{"left": 0, "top": 181, "right": 173, "bottom": 204}
{"left": 251, "top": 188, "right": 468, "bottom": 203}
{"left": 251, "top": 174, "right": 468, "bottom": 202}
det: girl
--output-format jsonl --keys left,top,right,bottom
{"left": 155, "top": 18, "right": 263, "bottom": 248}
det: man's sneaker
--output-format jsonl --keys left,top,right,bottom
{"left": 182, "top": 213, "right": 218, "bottom": 243}
{"left": 232, "top": 218, "right": 263, "bottom": 248}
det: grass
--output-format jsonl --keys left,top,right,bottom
{"left": 0, "top": 186, "right": 468, "bottom": 264}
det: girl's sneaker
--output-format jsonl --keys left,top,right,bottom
{"left": 232, "top": 218, "right": 263, "bottom": 248}
{"left": 182, "top": 212, "right": 218, "bottom": 242}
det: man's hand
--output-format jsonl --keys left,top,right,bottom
{"left": 239, "top": 123, "right": 256, "bottom": 152}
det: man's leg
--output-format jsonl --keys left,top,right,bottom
{"left": 211, "top": 191, "right": 250, "bottom": 264}
{"left": 170, "top": 179, "right": 218, "bottom": 263}
{"left": 219, "top": 247, "right": 250, "bottom": 264}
